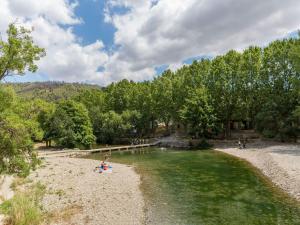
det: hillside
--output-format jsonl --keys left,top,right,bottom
{"left": 1, "top": 82, "right": 102, "bottom": 101}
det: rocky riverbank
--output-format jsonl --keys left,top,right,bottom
{"left": 29, "top": 157, "right": 145, "bottom": 225}
{"left": 215, "top": 140, "right": 300, "bottom": 201}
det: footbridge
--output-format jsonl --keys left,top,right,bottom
{"left": 38, "top": 143, "right": 158, "bottom": 158}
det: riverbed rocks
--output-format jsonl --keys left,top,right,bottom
{"left": 0, "top": 175, "right": 14, "bottom": 204}
{"left": 29, "top": 157, "right": 145, "bottom": 225}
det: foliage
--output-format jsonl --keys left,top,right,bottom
{"left": 94, "top": 111, "right": 125, "bottom": 144}
{"left": 0, "top": 23, "right": 45, "bottom": 81}
{"left": 1, "top": 82, "right": 101, "bottom": 101}
{"left": 152, "top": 70, "right": 174, "bottom": 129}
{"left": 0, "top": 87, "right": 39, "bottom": 177}
{"left": 2, "top": 32, "right": 300, "bottom": 144}
{"left": 36, "top": 101, "right": 55, "bottom": 146}
{"left": 180, "top": 88, "right": 217, "bottom": 138}
{"left": 0, "top": 23, "right": 44, "bottom": 177}
{"left": 0, "top": 182, "right": 46, "bottom": 225}
{"left": 93, "top": 110, "right": 141, "bottom": 144}
{"left": 190, "top": 139, "right": 213, "bottom": 150}
{"left": 121, "top": 110, "right": 142, "bottom": 133}
{"left": 45, "top": 100, "right": 95, "bottom": 149}
{"left": 290, "top": 41, "right": 300, "bottom": 72}
{"left": 257, "top": 39, "right": 300, "bottom": 140}
{"left": 105, "top": 79, "right": 134, "bottom": 113}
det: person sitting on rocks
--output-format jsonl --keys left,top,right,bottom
{"left": 94, "top": 161, "right": 105, "bottom": 173}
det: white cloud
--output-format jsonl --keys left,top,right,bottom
{"left": 104, "top": 0, "right": 300, "bottom": 81}
{"left": 0, "top": 0, "right": 109, "bottom": 84}
{"left": 7, "top": 0, "right": 81, "bottom": 25}
{"left": 1, "top": 0, "right": 300, "bottom": 85}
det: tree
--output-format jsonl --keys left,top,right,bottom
{"left": 0, "top": 23, "right": 45, "bottom": 80}
{"left": 257, "top": 39, "right": 300, "bottom": 140}
{"left": 37, "top": 101, "right": 56, "bottom": 147}
{"left": 73, "top": 89, "right": 107, "bottom": 141}
{"left": 207, "top": 50, "right": 243, "bottom": 138}
{"left": 0, "top": 23, "right": 45, "bottom": 176}
{"left": 152, "top": 70, "right": 174, "bottom": 131}
{"left": 121, "top": 110, "right": 142, "bottom": 136}
{"left": 0, "top": 87, "right": 39, "bottom": 176}
{"left": 95, "top": 111, "right": 125, "bottom": 144}
{"left": 47, "top": 100, "right": 95, "bottom": 148}
{"left": 180, "top": 88, "right": 216, "bottom": 138}
{"left": 290, "top": 33, "right": 300, "bottom": 72}
{"left": 240, "top": 46, "right": 263, "bottom": 128}
{"left": 105, "top": 79, "right": 134, "bottom": 113}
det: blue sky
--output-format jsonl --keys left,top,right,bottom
{"left": 73, "top": 0, "right": 115, "bottom": 48}
{"left": 1, "top": 0, "right": 300, "bottom": 85}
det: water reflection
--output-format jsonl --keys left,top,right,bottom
{"left": 85, "top": 148, "right": 300, "bottom": 225}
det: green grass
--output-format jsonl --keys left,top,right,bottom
{"left": 0, "top": 182, "right": 46, "bottom": 225}
{"left": 10, "top": 177, "right": 33, "bottom": 192}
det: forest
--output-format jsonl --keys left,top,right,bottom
{"left": 0, "top": 24, "right": 300, "bottom": 176}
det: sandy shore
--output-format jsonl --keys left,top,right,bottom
{"left": 29, "top": 157, "right": 145, "bottom": 225}
{"left": 214, "top": 140, "right": 300, "bottom": 201}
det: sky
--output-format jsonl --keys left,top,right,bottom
{"left": 1, "top": 0, "right": 300, "bottom": 86}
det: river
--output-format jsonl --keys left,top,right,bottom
{"left": 85, "top": 148, "right": 300, "bottom": 225}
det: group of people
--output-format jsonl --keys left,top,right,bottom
{"left": 94, "top": 161, "right": 112, "bottom": 173}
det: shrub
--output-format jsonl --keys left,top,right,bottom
{"left": 45, "top": 100, "right": 95, "bottom": 149}
{"left": 0, "top": 112, "right": 39, "bottom": 177}
{"left": 0, "top": 182, "right": 46, "bottom": 225}
{"left": 189, "top": 139, "right": 213, "bottom": 150}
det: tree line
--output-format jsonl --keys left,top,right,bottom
{"left": 0, "top": 24, "right": 299, "bottom": 176}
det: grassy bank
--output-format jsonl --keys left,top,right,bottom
{"left": 0, "top": 180, "right": 46, "bottom": 225}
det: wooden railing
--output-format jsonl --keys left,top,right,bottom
{"left": 38, "top": 143, "right": 157, "bottom": 158}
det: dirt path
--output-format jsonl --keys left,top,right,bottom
{"left": 215, "top": 141, "right": 300, "bottom": 200}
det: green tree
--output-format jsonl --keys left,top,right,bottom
{"left": 152, "top": 70, "right": 174, "bottom": 131}
{"left": 105, "top": 79, "right": 134, "bottom": 113}
{"left": 47, "top": 100, "right": 95, "bottom": 148}
{"left": 0, "top": 23, "right": 45, "bottom": 80}
{"left": 207, "top": 50, "right": 243, "bottom": 138}
{"left": 180, "top": 88, "right": 216, "bottom": 138}
{"left": 127, "top": 82, "right": 156, "bottom": 136}
{"left": 240, "top": 46, "right": 263, "bottom": 128}
{"left": 37, "top": 101, "right": 56, "bottom": 147}
{"left": 257, "top": 39, "right": 300, "bottom": 140}
{"left": 95, "top": 111, "right": 125, "bottom": 144}
{"left": 121, "top": 110, "right": 142, "bottom": 136}
{"left": 0, "top": 87, "right": 39, "bottom": 176}
{"left": 73, "top": 89, "right": 107, "bottom": 141}
{"left": 290, "top": 33, "right": 300, "bottom": 72}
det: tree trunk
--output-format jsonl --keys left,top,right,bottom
{"left": 225, "top": 120, "right": 231, "bottom": 139}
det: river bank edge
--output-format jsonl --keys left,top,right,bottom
{"left": 0, "top": 157, "right": 146, "bottom": 225}
{"left": 214, "top": 144, "right": 300, "bottom": 202}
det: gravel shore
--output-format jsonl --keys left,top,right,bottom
{"left": 30, "top": 157, "right": 145, "bottom": 225}
{"left": 215, "top": 140, "right": 300, "bottom": 201}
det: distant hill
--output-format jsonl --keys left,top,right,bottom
{"left": 1, "top": 81, "right": 102, "bottom": 101}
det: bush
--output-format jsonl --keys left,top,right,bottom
{"left": 0, "top": 182, "right": 46, "bottom": 225}
{"left": 46, "top": 100, "right": 95, "bottom": 149}
{"left": 0, "top": 113, "right": 39, "bottom": 177}
{"left": 189, "top": 139, "right": 213, "bottom": 150}
{"left": 0, "top": 87, "right": 41, "bottom": 177}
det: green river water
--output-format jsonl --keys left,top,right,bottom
{"left": 85, "top": 148, "right": 300, "bottom": 225}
